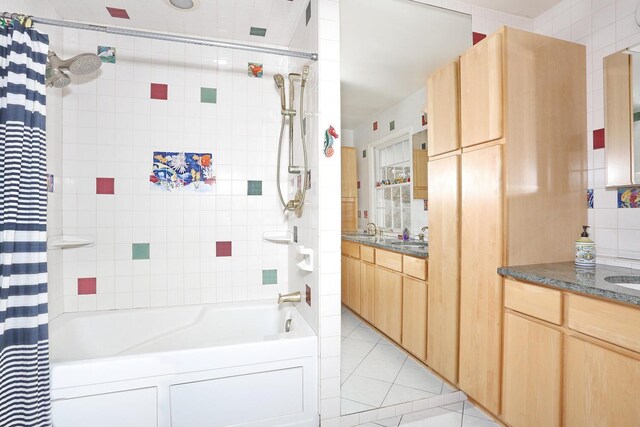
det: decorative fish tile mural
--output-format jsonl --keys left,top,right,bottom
{"left": 150, "top": 151, "right": 215, "bottom": 192}
{"left": 618, "top": 187, "right": 640, "bottom": 208}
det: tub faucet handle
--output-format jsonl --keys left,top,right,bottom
{"left": 278, "top": 291, "right": 302, "bottom": 304}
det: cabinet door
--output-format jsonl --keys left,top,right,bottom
{"left": 412, "top": 149, "right": 428, "bottom": 199}
{"left": 604, "top": 52, "right": 633, "bottom": 187}
{"left": 564, "top": 336, "right": 640, "bottom": 426}
{"left": 502, "top": 313, "right": 562, "bottom": 427}
{"left": 347, "top": 257, "right": 361, "bottom": 314}
{"left": 459, "top": 144, "right": 504, "bottom": 414}
{"left": 460, "top": 32, "right": 503, "bottom": 147}
{"left": 360, "top": 262, "right": 375, "bottom": 324}
{"left": 427, "top": 59, "right": 460, "bottom": 156}
{"left": 342, "top": 200, "right": 357, "bottom": 233}
{"left": 374, "top": 267, "right": 403, "bottom": 343}
{"left": 341, "top": 255, "right": 349, "bottom": 306}
{"left": 341, "top": 147, "right": 358, "bottom": 198}
{"left": 402, "top": 277, "right": 428, "bottom": 361}
{"left": 426, "top": 154, "right": 460, "bottom": 384}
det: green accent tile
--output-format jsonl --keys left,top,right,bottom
{"left": 247, "top": 180, "right": 262, "bottom": 195}
{"left": 250, "top": 27, "right": 267, "bottom": 37}
{"left": 262, "top": 269, "right": 277, "bottom": 285}
{"left": 390, "top": 120, "right": 395, "bottom": 131}
{"left": 132, "top": 243, "right": 150, "bottom": 260}
{"left": 634, "top": 111, "right": 640, "bottom": 122}
{"left": 201, "top": 87, "right": 217, "bottom": 104}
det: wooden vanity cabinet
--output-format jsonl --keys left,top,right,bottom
{"left": 564, "top": 336, "right": 640, "bottom": 426}
{"left": 402, "top": 277, "right": 427, "bottom": 360}
{"left": 360, "top": 261, "right": 375, "bottom": 324}
{"left": 374, "top": 266, "right": 403, "bottom": 343}
{"left": 346, "top": 256, "right": 361, "bottom": 315}
{"left": 341, "top": 255, "right": 349, "bottom": 306}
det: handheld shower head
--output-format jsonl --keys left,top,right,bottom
{"left": 46, "top": 67, "right": 71, "bottom": 88}
{"left": 274, "top": 74, "right": 286, "bottom": 110}
{"left": 48, "top": 51, "right": 102, "bottom": 76}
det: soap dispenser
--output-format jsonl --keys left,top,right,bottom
{"left": 575, "top": 225, "right": 595, "bottom": 268}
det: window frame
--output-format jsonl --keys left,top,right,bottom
{"left": 367, "top": 128, "right": 415, "bottom": 234}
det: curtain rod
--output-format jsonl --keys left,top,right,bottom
{"left": 12, "top": 14, "right": 318, "bottom": 61}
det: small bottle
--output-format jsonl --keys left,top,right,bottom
{"left": 575, "top": 225, "right": 595, "bottom": 268}
{"left": 402, "top": 228, "right": 410, "bottom": 241}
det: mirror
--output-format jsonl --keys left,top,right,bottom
{"left": 603, "top": 46, "right": 640, "bottom": 186}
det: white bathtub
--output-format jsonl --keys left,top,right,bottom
{"left": 49, "top": 301, "right": 318, "bottom": 427}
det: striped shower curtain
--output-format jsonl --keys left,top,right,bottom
{"left": 0, "top": 20, "right": 52, "bottom": 427}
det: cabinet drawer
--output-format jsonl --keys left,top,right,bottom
{"left": 375, "top": 249, "right": 403, "bottom": 272}
{"left": 342, "top": 241, "right": 360, "bottom": 259}
{"left": 360, "top": 245, "right": 375, "bottom": 263}
{"left": 567, "top": 294, "right": 640, "bottom": 353}
{"left": 504, "top": 279, "right": 563, "bottom": 325}
{"left": 403, "top": 256, "right": 427, "bottom": 281}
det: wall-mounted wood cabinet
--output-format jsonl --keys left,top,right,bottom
{"left": 412, "top": 149, "right": 428, "bottom": 199}
{"left": 427, "top": 59, "right": 460, "bottom": 157}
{"left": 341, "top": 147, "right": 358, "bottom": 232}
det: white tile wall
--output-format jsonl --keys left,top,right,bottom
{"left": 58, "top": 26, "right": 298, "bottom": 312}
{"left": 534, "top": 0, "right": 640, "bottom": 263}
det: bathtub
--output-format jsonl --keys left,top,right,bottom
{"left": 49, "top": 301, "right": 318, "bottom": 427}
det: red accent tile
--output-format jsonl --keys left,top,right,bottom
{"left": 150, "top": 83, "right": 168, "bottom": 100}
{"left": 473, "top": 32, "right": 487, "bottom": 45}
{"left": 373, "top": 121, "right": 378, "bottom": 131}
{"left": 216, "top": 241, "right": 232, "bottom": 257}
{"left": 78, "top": 278, "right": 97, "bottom": 295}
{"left": 422, "top": 114, "right": 427, "bottom": 127}
{"left": 593, "top": 128, "right": 605, "bottom": 149}
{"left": 106, "top": 7, "right": 130, "bottom": 19}
{"left": 363, "top": 210, "right": 368, "bottom": 219}
{"left": 305, "top": 284, "right": 311, "bottom": 306}
{"left": 96, "top": 178, "right": 114, "bottom": 194}
{"left": 357, "top": 181, "right": 361, "bottom": 189}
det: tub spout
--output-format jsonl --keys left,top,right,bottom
{"left": 278, "top": 291, "right": 302, "bottom": 304}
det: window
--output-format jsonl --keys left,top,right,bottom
{"left": 372, "top": 135, "right": 412, "bottom": 232}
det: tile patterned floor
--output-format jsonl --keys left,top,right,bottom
{"left": 356, "top": 402, "right": 499, "bottom": 426}
{"left": 340, "top": 306, "right": 500, "bottom": 427}
{"left": 341, "top": 307, "right": 457, "bottom": 415}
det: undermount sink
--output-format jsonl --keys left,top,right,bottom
{"left": 604, "top": 276, "right": 640, "bottom": 291}
{"left": 389, "top": 241, "right": 428, "bottom": 247}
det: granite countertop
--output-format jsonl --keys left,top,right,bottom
{"left": 342, "top": 233, "right": 428, "bottom": 259}
{"left": 498, "top": 261, "right": 640, "bottom": 307}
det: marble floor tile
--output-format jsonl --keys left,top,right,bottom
{"left": 348, "top": 324, "right": 384, "bottom": 343}
{"left": 400, "top": 408, "right": 463, "bottom": 426}
{"left": 381, "top": 384, "right": 437, "bottom": 407}
{"left": 342, "top": 336, "right": 378, "bottom": 359}
{"left": 341, "top": 397, "right": 377, "bottom": 414}
{"left": 367, "top": 341, "right": 408, "bottom": 362}
{"left": 394, "top": 358, "right": 444, "bottom": 394}
{"left": 353, "top": 354, "right": 405, "bottom": 383}
{"left": 341, "top": 374, "right": 394, "bottom": 408}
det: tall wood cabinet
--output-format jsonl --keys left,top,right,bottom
{"left": 426, "top": 153, "right": 460, "bottom": 384}
{"left": 341, "top": 147, "right": 358, "bottom": 232}
{"left": 427, "top": 26, "right": 586, "bottom": 416}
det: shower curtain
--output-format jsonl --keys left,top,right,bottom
{"left": 0, "top": 20, "right": 52, "bottom": 427}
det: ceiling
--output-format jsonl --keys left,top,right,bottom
{"left": 340, "top": 0, "right": 472, "bottom": 129}
{"left": 44, "top": 0, "right": 307, "bottom": 47}
{"left": 461, "top": 0, "right": 562, "bottom": 18}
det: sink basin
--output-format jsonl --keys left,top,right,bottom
{"left": 389, "top": 241, "right": 428, "bottom": 247}
{"left": 604, "top": 276, "right": 640, "bottom": 291}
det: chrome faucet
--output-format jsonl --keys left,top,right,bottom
{"left": 419, "top": 226, "right": 429, "bottom": 242}
{"left": 278, "top": 291, "right": 302, "bottom": 304}
{"left": 365, "top": 222, "right": 378, "bottom": 236}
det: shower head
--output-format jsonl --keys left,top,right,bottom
{"left": 274, "top": 74, "right": 286, "bottom": 110}
{"left": 45, "top": 67, "right": 71, "bottom": 88}
{"left": 48, "top": 51, "right": 102, "bottom": 76}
